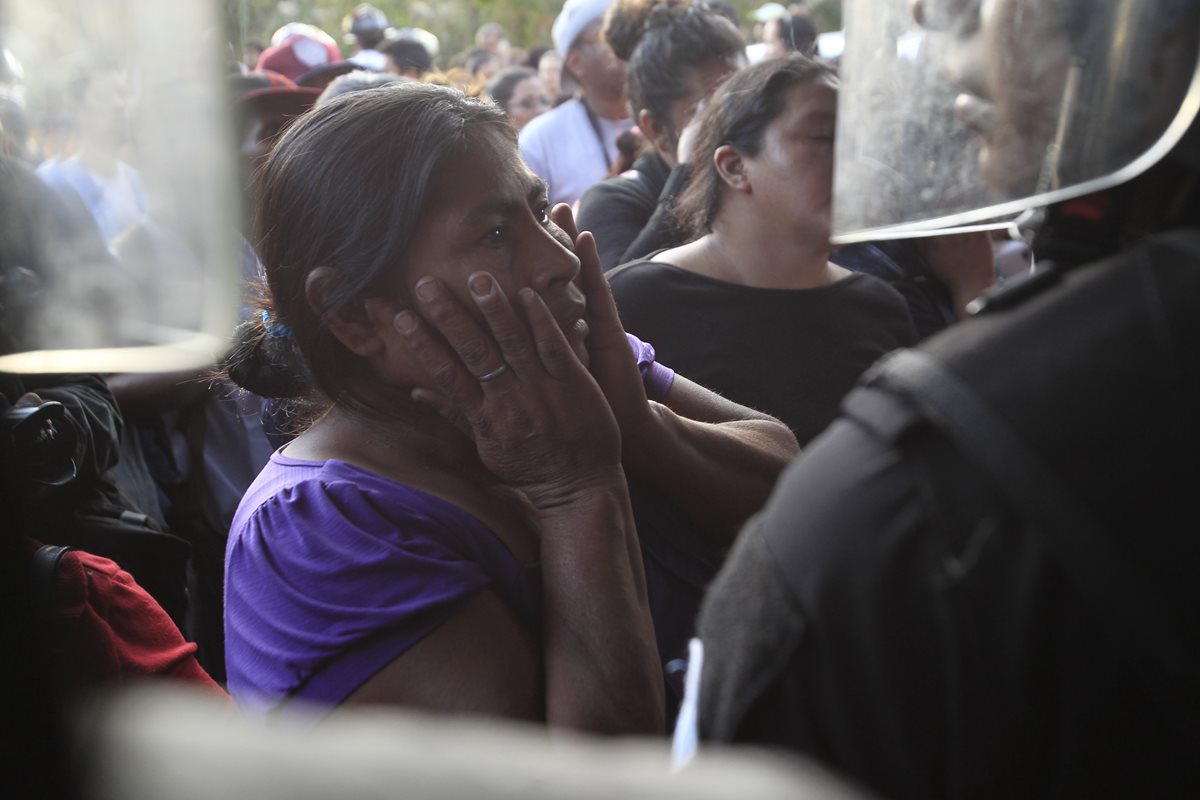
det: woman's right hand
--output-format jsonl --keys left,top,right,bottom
{"left": 394, "top": 271, "right": 623, "bottom": 509}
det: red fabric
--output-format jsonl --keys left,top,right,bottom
{"left": 42, "top": 546, "right": 228, "bottom": 699}
{"left": 256, "top": 34, "right": 342, "bottom": 82}
{"left": 247, "top": 69, "right": 299, "bottom": 90}
{"left": 1059, "top": 192, "right": 1110, "bottom": 223}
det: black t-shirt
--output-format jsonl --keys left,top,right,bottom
{"left": 608, "top": 259, "right": 917, "bottom": 445}
{"left": 576, "top": 151, "right": 690, "bottom": 272}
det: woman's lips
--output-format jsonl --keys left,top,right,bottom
{"left": 546, "top": 291, "right": 588, "bottom": 365}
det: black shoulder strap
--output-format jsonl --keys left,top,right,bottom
{"left": 32, "top": 544, "right": 74, "bottom": 612}
{"left": 862, "top": 348, "right": 1199, "bottom": 732}
{"left": 581, "top": 99, "right": 613, "bottom": 170}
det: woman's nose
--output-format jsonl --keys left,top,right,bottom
{"left": 528, "top": 224, "right": 581, "bottom": 294}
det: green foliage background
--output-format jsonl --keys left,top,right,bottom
{"left": 224, "top": 0, "right": 842, "bottom": 68}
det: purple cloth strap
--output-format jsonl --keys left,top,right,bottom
{"left": 627, "top": 331, "right": 675, "bottom": 401}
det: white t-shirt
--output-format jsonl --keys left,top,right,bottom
{"left": 745, "top": 42, "right": 770, "bottom": 64}
{"left": 518, "top": 97, "right": 632, "bottom": 208}
{"left": 37, "top": 155, "right": 148, "bottom": 249}
{"left": 348, "top": 49, "right": 387, "bottom": 71}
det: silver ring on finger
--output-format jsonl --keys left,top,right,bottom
{"left": 477, "top": 363, "right": 511, "bottom": 384}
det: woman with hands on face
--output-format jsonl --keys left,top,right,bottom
{"left": 223, "top": 82, "right": 797, "bottom": 731}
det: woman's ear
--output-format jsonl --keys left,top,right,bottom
{"left": 304, "top": 266, "right": 390, "bottom": 358}
{"left": 713, "top": 144, "right": 751, "bottom": 194}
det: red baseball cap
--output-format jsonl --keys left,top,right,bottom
{"left": 256, "top": 26, "right": 342, "bottom": 82}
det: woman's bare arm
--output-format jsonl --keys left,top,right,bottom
{"left": 339, "top": 590, "right": 544, "bottom": 720}
{"left": 626, "top": 376, "right": 799, "bottom": 542}
{"left": 554, "top": 205, "right": 800, "bottom": 542}
{"left": 338, "top": 474, "right": 662, "bottom": 734}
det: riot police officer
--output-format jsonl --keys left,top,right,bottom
{"left": 685, "top": 1, "right": 1200, "bottom": 797}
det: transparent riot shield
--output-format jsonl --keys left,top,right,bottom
{"left": 831, "top": 0, "right": 1200, "bottom": 244}
{"left": 0, "top": 0, "right": 240, "bottom": 372}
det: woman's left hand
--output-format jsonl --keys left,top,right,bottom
{"left": 551, "top": 204, "right": 656, "bottom": 446}
{"left": 395, "top": 271, "right": 622, "bottom": 509}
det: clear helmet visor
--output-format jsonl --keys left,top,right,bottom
{"left": 831, "top": 0, "right": 1200, "bottom": 244}
{"left": 0, "top": 0, "right": 241, "bottom": 372}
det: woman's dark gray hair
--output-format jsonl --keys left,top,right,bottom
{"left": 226, "top": 82, "right": 513, "bottom": 410}
{"left": 674, "top": 54, "right": 836, "bottom": 237}
{"left": 604, "top": 0, "right": 746, "bottom": 140}
{"left": 316, "top": 70, "right": 406, "bottom": 106}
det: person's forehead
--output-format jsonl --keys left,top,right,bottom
{"left": 572, "top": 19, "right": 605, "bottom": 48}
{"left": 512, "top": 77, "right": 541, "bottom": 94}
{"left": 777, "top": 79, "right": 838, "bottom": 120}
{"left": 789, "top": 76, "right": 837, "bottom": 102}
{"left": 423, "top": 135, "right": 542, "bottom": 219}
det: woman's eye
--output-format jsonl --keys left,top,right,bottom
{"left": 481, "top": 225, "right": 507, "bottom": 245}
{"left": 536, "top": 204, "right": 551, "bottom": 225}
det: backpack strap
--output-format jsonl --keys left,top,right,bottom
{"left": 32, "top": 544, "right": 74, "bottom": 612}
{"left": 862, "top": 348, "right": 1199, "bottom": 734}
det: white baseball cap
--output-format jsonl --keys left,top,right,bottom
{"left": 551, "top": 0, "right": 614, "bottom": 56}
{"left": 751, "top": 3, "right": 789, "bottom": 23}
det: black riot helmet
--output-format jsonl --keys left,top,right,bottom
{"left": 830, "top": 0, "right": 1200, "bottom": 244}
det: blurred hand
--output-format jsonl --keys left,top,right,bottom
{"left": 914, "top": 230, "right": 997, "bottom": 317}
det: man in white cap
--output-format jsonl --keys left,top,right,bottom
{"left": 518, "top": 0, "right": 631, "bottom": 208}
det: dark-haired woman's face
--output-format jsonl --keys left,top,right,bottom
{"left": 385, "top": 132, "right": 587, "bottom": 379}
{"left": 506, "top": 77, "right": 550, "bottom": 131}
{"left": 742, "top": 77, "right": 838, "bottom": 244}
{"left": 659, "top": 58, "right": 740, "bottom": 159}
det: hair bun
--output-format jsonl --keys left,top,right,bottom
{"left": 224, "top": 316, "right": 309, "bottom": 399}
{"left": 605, "top": 0, "right": 692, "bottom": 62}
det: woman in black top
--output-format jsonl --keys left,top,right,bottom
{"left": 608, "top": 56, "right": 918, "bottom": 444}
{"left": 575, "top": 0, "right": 746, "bottom": 272}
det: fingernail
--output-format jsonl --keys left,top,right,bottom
{"left": 415, "top": 278, "right": 440, "bottom": 302}
{"left": 469, "top": 273, "right": 494, "bottom": 298}
{"left": 394, "top": 310, "right": 417, "bottom": 333}
{"left": 519, "top": 288, "right": 537, "bottom": 305}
